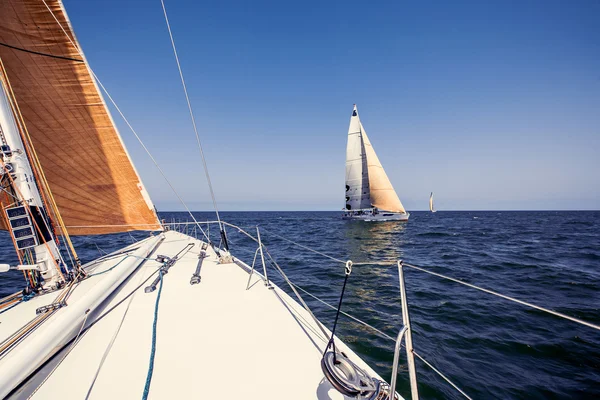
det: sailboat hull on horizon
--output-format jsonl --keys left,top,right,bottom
{"left": 342, "top": 209, "right": 409, "bottom": 221}
{"left": 343, "top": 105, "right": 409, "bottom": 222}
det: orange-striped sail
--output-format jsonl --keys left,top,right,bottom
{"left": 0, "top": 0, "right": 160, "bottom": 235}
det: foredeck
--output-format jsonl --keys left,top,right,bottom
{"left": 7, "top": 230, "right": 392, "bottom": 399}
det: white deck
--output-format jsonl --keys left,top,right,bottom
{"left": 2, "top": 231, "right": 396, "bottom": 399}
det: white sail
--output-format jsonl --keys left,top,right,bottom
{"left": 345, "top": 105, "right": 370, "bottom": 210}
{"left": 361, "top": 122, "right": 406, "bottom": 213}
{"left": 430, "top": 192, "right": 435, "bottom": 212}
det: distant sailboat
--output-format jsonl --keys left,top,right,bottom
{"left": 343, "top": 105, "right": 409, "bottom": 221}
{"left": 430, "top": 192, "right": 437, "bottom": 213}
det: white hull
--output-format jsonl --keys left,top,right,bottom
{"left": 343, "top": 211, "right": 409, "bottom": 222}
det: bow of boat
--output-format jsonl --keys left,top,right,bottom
{"left": 3, "top": 230, "right": 395, "bottom": 399}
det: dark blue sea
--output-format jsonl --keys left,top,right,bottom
{"left": 1, "top": 211, "right": 599, "bottom": 399}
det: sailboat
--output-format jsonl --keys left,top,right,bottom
{"left": 429, "top": 192, "right": 436, "bottom": 213}
{"left": 0, "top": 1, "right": 409, "bottom": 399}
{"left": 343, "top": 105, "right": 409, "bottom": 222}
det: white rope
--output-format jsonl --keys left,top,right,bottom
{"left": 403, "top": 262, "right": 600, "bottom": 331}
{"left": 291, "top": 281, "right": 396, "bottom": 342}
{"left": 159, "top": 0, "right": 225, "bottom": 234}
{"left": 40, "top": 0, "right": 210, "bottom": 243}
{"left": 261, "top": 248, "right": 331, "bottom": 339}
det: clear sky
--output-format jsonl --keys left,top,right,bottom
{"left": 65, "top": 0, "right": 599, "bottom": 211}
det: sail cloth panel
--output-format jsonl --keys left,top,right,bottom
{"left": 0, "top": 0, "right": 160, "bottom": 235}
{"left": 345, "top": 106, "right": 371, "bottom": 210}
{"left": 361, "top": 123, "right": 406, "bottom": 213}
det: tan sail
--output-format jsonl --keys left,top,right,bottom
{"left": 0, "top": 0, "right": 160, "bottom": 235}
{"left": 361, "top": 123, "right": 406, "bottom": 213}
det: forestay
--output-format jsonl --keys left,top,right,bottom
{"left": 0, "top": 0, "right": 160, "bottom": 235}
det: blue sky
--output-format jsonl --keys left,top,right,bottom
{"left": 65, "top": 0, "right": 599, "bottom": 210}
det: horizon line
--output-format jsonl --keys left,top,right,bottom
{"left": 156, "top": 209, "right": 600, "bottom": 212}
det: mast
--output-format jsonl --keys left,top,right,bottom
{"left": 0, "top": 75, "right": 66, "bottom": 290}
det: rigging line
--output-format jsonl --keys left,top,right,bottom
{"left": 39, "top": 0, "right": 211, "bottom": 243}
{"left": 290, "top": 281, "right": 396, "bottom": 342}
{"left": 260, "top": 228, "right": 346, "bottom": 264}
{"left": 403, "top": 262, "right": 600, "bottom": 331}
{"left": 159, "top": 0, "right": 224, "bottom": 234}
{"left": 0, "top": 41, "right": 84, "bottom": 63}
{"left": 412, "top": 351, "right": 472, "bottom": 400}
{"left": 352, "top": 261, "right": 396, "bottom": 266}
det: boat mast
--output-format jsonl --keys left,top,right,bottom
{"left": 0, "top": 74, "right": 66, "bottom": 290}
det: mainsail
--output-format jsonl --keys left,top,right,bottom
{"left": 345, "top": 105, "right": 370, "bottom": 210}
{"left": 0, "top": 0, "right": 160, "bottom": 235}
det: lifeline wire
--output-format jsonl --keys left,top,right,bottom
{"left": 402, "top": 262, "right": 600, "bottom": 331}
{"left": 260, "top": 228, "right": 346, "bottom": 264}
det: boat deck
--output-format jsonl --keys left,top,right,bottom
{"left": 5, "top": 230, "right": 392, "bottom": 399}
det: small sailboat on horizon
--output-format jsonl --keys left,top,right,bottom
{"left": 343, "top": 105, "right": 409, "bottom": 221}
{"left": 429, "top": 192, "right": 437, "bottom": 213}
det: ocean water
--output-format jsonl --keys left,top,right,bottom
{"left": 1, "top": 211, "right": 599, "bottom": 399}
